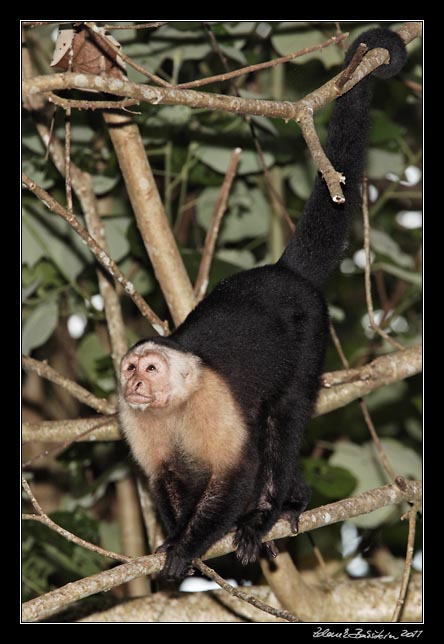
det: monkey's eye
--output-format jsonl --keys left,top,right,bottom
{"left": 146, "top": 364, "right": 157, "bottom": 372}
{"left": 127, "top": 364, "right": 136, "bottom": 371}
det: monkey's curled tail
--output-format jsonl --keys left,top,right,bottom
{"left": 279, "top": 28, "right": 407, "bottom": 288}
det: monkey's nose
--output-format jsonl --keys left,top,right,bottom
{"left": 135, "top": 381, "right": 143, "bottom": 390}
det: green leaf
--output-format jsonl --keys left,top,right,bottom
{"left": 157, "top": 105, "right": 193, "bottom": 126}
{"left": 219, "top": 45, "right": 247, "bottom": 65}
{"left": 369, "top": 110, "right": 405, "bottom": 145}
{"left": 304, "top": 458, "right": 357, "bottom": 499}
{"left": 195, "top": 145, "right": 274, "bottom": 175}
{"left": 250, "top": 115, "right": 278, "bottom": 136}
{"left": 287, "top": 163, "right": 316, "bottom": 200}
{"left": 22, "top": 301, "right": 58, "bottom": 354}
{"left": 330, "top": 439, "right": 422, "bottom": 528}
{"left": 367, "top": 149, "right": 404, "bottom": 180}
{"left": 272, "top": 25, "right": 344, "bottom": 68}
{"left": 216, "top": 249, "right": 256, "bottom": 269}
{"left": 92, "top": 175, "right": 120, "bottom": 196}
{"left": 119, "top": 258, "right": 154, "bottom": 295}
{"left": 196, "top": 183, "right": 271, "bottom": 242}
{"left": 372, "top": 262, "right": 422, "bottom": 287}
{"left": 370, "top": 229, "right": 414, "bottom": 269}
{"left": 22, "top": 160, "right": 55, "bottom": 190}
{"left": 103, "top": 217, "right": 131, "bottom": 262}
{"left": 22, "top": 205, "right": 92, "bottom": 281}
{"left": 76, "top": 333, "right": 107, "bottom": 386}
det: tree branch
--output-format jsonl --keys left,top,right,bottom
{"left": 363, "top": 178, "right": 404, "bottom": 350}
{"left": 21, "top": 480, "right": 421, "bottom": 622}
{"left": 177, "top": 33, "right": 348, "bottom": 90}
{"left": 298, "top": 107, "right": 345, "bottom": 203}
{"left": 392, "top": 505, "right": 420, "bottom": 622}
{"left": 22, "top": 417, "right": 121, "bottom": 443}
{"left": 21, "top": 355, "right": 115, "bottom": 415}
{"left": 194, "top": 148, "right": 242, "bottom": 302}
{"left": 76, "top": 575, "right": 422, "bottom": 622}
{"left": 194, "top": 559, "right": 301, "bottom": 622}
{"left": 22, "top": 173, "right": 168, "bottom": 335}
{"left": 315, "top": 345, "right": 421, "bottom": 417}
{"left": 21, "top": 23, "right": 422, "bottom": 123}
{"left": 103, "top": 111, "right": 196, "bottom": 327}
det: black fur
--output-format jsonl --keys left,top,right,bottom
{"left": 128, "top": 29, "right": 407, "bottom": 579}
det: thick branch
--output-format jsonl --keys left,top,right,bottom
{"left": 22, "top": 173, "right": 167, "bottom": 335}
{"left": 22, "top": 480, "right": 421, "bottom": 622}
{"left": 21, "top": 23, "right": 422, "bottom": 123}
{"left": 22, "top": 355, "right": 115, "bottom": 415}
{"left": 315, "top": 345, "right": 421, "bottom": 416}
{"left": 22, "top": 345, "right": 421, "bottom": 443}
{"left": 22, "top": 417, "right": 121, "bottom": 443}
{"left": 103, "top": 112, "right": 196, "bottom": 326}
{"left": 77, "top": 575, "right": 422, "bottom": 623}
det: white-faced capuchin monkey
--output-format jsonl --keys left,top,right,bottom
{"left": 119, "top": 28, "right": 408, "bottom": 580}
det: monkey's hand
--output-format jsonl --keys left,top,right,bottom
{"left": 157, "top": 540, "right": 195, "bottom": 580}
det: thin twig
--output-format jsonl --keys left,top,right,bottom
{"left": 335, "top": 43, "right": 368, "bottom": 93}
{"left": 329, "top": 322, "right": 397, "bottom": 483}
{"left": 329, "top": 321, "right": 350, "bottom": 368}
{"left": 84, "top": 21, "right": 172, "bottom": 88}
{"left": 104, "top": 21, "right": 169, "bottom": 30}
{"left": 177, "top": 33, "right": 348, "bottom": 90}
{"left": 335, "top": 22, "right": 348, "bottom": 51}
{"left": 253, "top": 138, "right": 295, "bottom": 232}
{"left": 22, "top": 479, "right": 132, "bottom": 563}
{"left": 194, "top": 559, "right": 301, "bottom": 623}
{"left": 48, "top": 93, "right": 141, "bottom": 111}
{"left": 194, "top": 148, "right": 242, "bottom": 302}
{"left": 392, "top": 505, "right": 419, "bottom": 622}
{"left": 22, "top": 355, "right": 116, "bottom": 415}
{"left": 21, "top": 173, "right": 168, "bottom": 335}
{"left": 298, "top": 107, "right": 345, "bottom": 203}
{"left": 22, "top": 21, "right": 75, "bottom": 28}
{"left": 359, "top": 399, "right": 397, "bottom": 483}
{"left": 362, "top": 178, "right": 404, "bottom": 350}
{"left": 64, "top": 46, "right": 73, "bottom": 213}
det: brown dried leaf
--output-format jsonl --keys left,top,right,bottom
{"left": 51, "top": 25, "right": 126, "bottom": 78}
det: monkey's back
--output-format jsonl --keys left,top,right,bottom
{"left": 169, "top": 264, "right": 329, "bottom": 424}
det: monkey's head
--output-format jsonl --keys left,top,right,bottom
{"left": 120, "top": 341, "right": 202, "bottom": 412}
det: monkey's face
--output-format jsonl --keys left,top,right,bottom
{"left": 121, "top": 350, "right": 171, "bottom": 411}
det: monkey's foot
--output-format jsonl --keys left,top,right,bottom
{"left": 233, "top": 525, "right": 262, "bottom": 566}
{"left": 282, "top": 509, "right": 303, "bottom": 534}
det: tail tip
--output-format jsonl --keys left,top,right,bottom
{"left": 347, "top": 28, "right": 408, "bottom": 79}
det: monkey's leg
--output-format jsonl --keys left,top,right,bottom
{"left": 161, "top": 470, "right": 254, "bottom": 580}
{"left": 234, "top": 401, "right": 311, "bottom": 565}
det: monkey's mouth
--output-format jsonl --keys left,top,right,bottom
{"left": 125, "top": 393, "right": 154, "bottom": 405}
